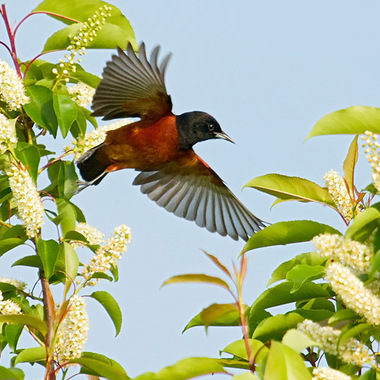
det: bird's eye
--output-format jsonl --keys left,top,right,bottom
{"left": 208, "top": 124, "right": 215, "bottom": 132}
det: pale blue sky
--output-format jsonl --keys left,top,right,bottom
{"left": 1, "top": 1, "right": 380, "bottom": 379}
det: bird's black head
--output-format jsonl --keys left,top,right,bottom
{"left": 176, "top": 111, "right": 233, "bottom": 150}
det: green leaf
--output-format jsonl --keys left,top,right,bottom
{"left": 162, "top": 274, "right": 230, "bottom": 291}
{"left": 343, "top": 136, "right": 359, "bottom": 197}
{"left": 232, "top": 373, "right": 259, "bottom": 380}
{"left": 249, "top": 282, "right": 330, "bottom": 335}
{"left": 345, "top": 205, "right": 380, "bottom": 242}
{"left": 70, "top": 351, "right": 129, "bottom": 380}
{"left": 90, "top": 291, "right": 122, "bottom": 336}
{"left": 45, "top": 160, "right": 78, "bottom": 200}
{"left": 307, "top": 106, "right": 380, "bottom": 139}
{"left": 12, "top": 255, "right": 42, "bottom": 269}
{"left": 252, "top": 313, "right": 304, "bottom": 342}
{"left": 338, "top": 323, "right": 372, "bottom": 347}
{"left": 245, "top": 174, "right": 335, "bottom": 208}
{"left": 268, "top": 252, "right": 326, "bottom": 286}
{"left": 71, "top": 69, "right": 100, "bottom": 88}
{"left": 183, "top": 303, "right": 240, "bottom": 332}
{"left": 286, "top": 265, "right": 325, "bottom": 293}
{"left": 4, "top": 323, "right": 23, "bottom": 351}
{"left": 264, "top": 341, "right": 311, "bottom": 380}
{"left": 56, "top": 242, "right": 79, "bottom": 293}
{"left": 328, "top": 309, "right": 359, "bottom": 325}
{"left": 24, "top": 86, "right": 58, "bottom": 136}
{"left": 244, "top": 220, "right": 341, "bottom": 252}
{"left": 37, "top": 239, "right": 59, "bottom": 279}
{"left": 154, "top": 357, "right": 227, "bottom": 380}
{"left": 0, "top": 238, "right": 27, "bottom": 258}
{"left": 55, "top": 198, "right": 77, "bottom": 234}
{"left": 14, "top": 346, "right": 45, "bottom": 365}
{"left": 0, "top": 366, "right": 24, "bottom": 380}
{"left": 64, "top": 230, "right": 87, "bottom": 243}
{"left": 282, "top": 329, "right": 319, "bottom": 353}
{"left": 0, "top": 315, "right": 47, "bottom": 335}
{"left": 53, "top": 94, "right": 78, "bottom": 138}
{"left": 34, "top": 0, "right": 136, "bottom": 51}
{"left": 14, "top": 143, "right": 40, "bottom": 182}
{"left": 222, "top": 339, "right": 267, "bottom": 361}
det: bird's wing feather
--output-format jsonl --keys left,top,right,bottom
{"left": 92, "top": 42, "right": 173, "bottom": 121}
{"left": 133, "top": 153, "right": 265, "bottom": 241}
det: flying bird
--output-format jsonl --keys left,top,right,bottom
{"left": 77, "top": 42, "right": 265, "bottom": 241}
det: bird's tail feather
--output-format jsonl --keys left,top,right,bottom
{"left": 77, "top": 143, "right": 108, "bottom": 185}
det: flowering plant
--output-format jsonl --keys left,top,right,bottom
{"left": 0, "top": 0, "right": 135, "bottom": 379}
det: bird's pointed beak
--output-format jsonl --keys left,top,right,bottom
{"left": 215, "top": 132, "right": 235, "bottom": 144}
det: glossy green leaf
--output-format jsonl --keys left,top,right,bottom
{"left": 264, "top": 341, "right": 311, "bottom": 380}
{"left": 0, "top": 315, "right": 47, "bottom": 335}
{"left": 37, "top": 239, "right": 59, "bottom": 279}
{"left": 0, "top": 366, "right": 24, "bottom": 380}
{"left": 345, "top": 205, "right": 380, "bottom": 242}
{"left": 286, "top": 265, "right": 325, "bottom": 293}
{"left": 64, "top": 230, "right": 87, "bottom": 243}
{"left": 249, "top": 282, "right": 330, "bottom": 334}
{"left": 12, "top": 255, "right": 42, "bottom": 269}
{"left": 4, "top": 324, "right": 23, "bottom": 351}
{"left": 232, "top": 373, "right": 259, "bottom": 380}
{"left": 328, "top": 309, "right": 358, "bottom": 325}
{"left": 343, "top": 136, "right": 359, "bottom": 196}
{"left": 14, "top": 346, "right": 45, "bottom": 365}
{"left": 282, "top": 329, "right": 319, "bottom": 353}
{"left": 14, "top": 143, "right": 40, "bottom": 182}
{"left": 90, "top": 291, "right": 122, "bottom": 336}
{"left": 0, "top": 238, "right": 27, "bottom": 258}
{"left": 162, "top": 274, "right": 230, "bottom": 291}
{"left": 222, "top": 339, "right": 267, "bottom": 362}
{"left": 53, "top": 94, "right": 77, "bottom": 138}
{"left": 45, "top": 160, "right": 78, "bottom": 199}
{"left": 56, "top": 242, "right": 79, "bottom": 293}
{"left": 245, "top": 174, "right": 335, "bottom": 208}
{"left": 71, "top": 68, "right": 100, "bottom": 88}
{"left": 244, "top": 220, "right": 341, "bottom": 252}
{"left": 154, "top": 357, "right": 227, "bottom": 379}
{"left": 252, "top": 313, "right": 304, "bottom": 342}
{"left": 70, "top": 351, "right": 129, "bottom": 380}
{"left": 183, "top": 303, "right": 240, "bottom": 332}
{"left": 268, "top": 252, "right": 326, "bottom": 286}
{"left": 24, "top": 85, "right": 58, "bottom": 136}
{"left": 43, "top": 22, "right": 136, "bottom": 52}
{"left": 307, "top": 106, "right": 380, "bottom": 139}
{"left": 55, "top": 198, "right": 77, "bottom": 234}
{"left": 338, "top": 323, "right": 372, "bottom": 347}
{"left": 369, "top": 249, "right": 380, "bottom": 279}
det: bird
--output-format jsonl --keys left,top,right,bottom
{"left": 77, "top": 42, "right": 265, "bottom": 241}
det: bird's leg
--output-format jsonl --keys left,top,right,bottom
{"left": 75, "top": 172, "right": 108, "bottom": 194}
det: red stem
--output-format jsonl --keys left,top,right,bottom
{"left": 0, "top": 4, "right": 22, "bottom": 77}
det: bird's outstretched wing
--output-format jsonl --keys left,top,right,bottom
{"left": 133, "top": 153, "right": 265, "bottom": 241}
{"left": 91, "top": 42, "right": 173, "bottom": 121}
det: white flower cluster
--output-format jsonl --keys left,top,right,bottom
{"left": 6, "top": 163, "right": 44, "bottom": 238}
{"left": 312, "top": 233, "right": 372, "bottom": 274}
{"left": 362, "top": 131, "right": 380, "bottom": 192}
{"left": 0, "top": 277, "right": 26, "bottom": 290}
{"left": 0, "top": 59, "right": 29, "bottom": 110}
{"left": 325, "top": 263, "right": 380, "bottom": 325}
{"left": 54, "top": 294, "right": 89, "bottom": 362}
{"left": 323, "top": 169, "right": 354, "bottom": 222}
{"left": 68, "top": 82, "right": 96, "bottom": 108}
{"left": 72, "top": 222, "right": 104, "bottom": 247}
{"left": 72, "top": 119, "right": 130, "bottom": 159}
{"left": 0, "top": 113, "right": 17, "bottom": 154}
{"left": 312, "top": 367, "right": 351, "bottom": 380}
{"left": 297, "top": 319, "right": 372, "bottom": 366}
{"left": 53, "top": 6, "right": 112, "bottom": 83}
{"left": 0, "top": 291, "right": 21, "bottom": 315}
{"left": 81, "top": 224, "right": 131, "bottom": 286}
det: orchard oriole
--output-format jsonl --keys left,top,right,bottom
{"left": 77, "top": 43, "right": 265, "bottom": 241}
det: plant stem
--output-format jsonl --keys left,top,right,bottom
{"left": 41, "top": 271, "right": 56, "bottom": 380}
{"left": 0, "top": 4, "right": 22, "bottom": 77}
